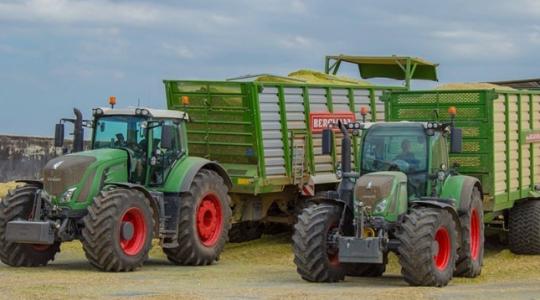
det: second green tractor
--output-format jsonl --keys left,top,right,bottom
{"left": 292, "top": 108, "right": 484, "bottom": 287}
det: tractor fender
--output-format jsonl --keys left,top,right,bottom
{"left": 307, "top": 190, "right": 346, "bottom": 207}
{"left": 441, "top": 175, "right": 482, "bottom": 214}
{"left": 15, "top": 180, "right": 43, "bottom": 189}
{"left": 106, "top": 182, "right": 161, "bottom": 234}
{"left": 178, "top": 160, "right": 232, "bottom": 193}
{"left": 410, "top": 199, "right": 463, "bottom": 243}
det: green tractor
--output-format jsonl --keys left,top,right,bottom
{"left": 0, "top": 105, "right": 232, "bottom": 271}
{"left": 292, "top": 108, "right": 484, "bottom": 287}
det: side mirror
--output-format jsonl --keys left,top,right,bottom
{"left": 54, "top": 123, "right": 65, "bottom": 147}
{"left": 322, "top": 128, "right": 333, "bottom": 155}
{"left": 450, "top": 128, "right": 463, "bottom": 153}
{"left": 161, "top": 125, "right": 175, "bottom": 149}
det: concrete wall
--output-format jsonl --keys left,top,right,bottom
{"left": 0, "top": 135, "right": 87, "bottom": 182}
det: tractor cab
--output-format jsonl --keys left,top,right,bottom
{"left": 359, "top": 122, "right": 452, "bottom": 198}
{"left": 90, "top": 107, "right": 189, "bottom": 186}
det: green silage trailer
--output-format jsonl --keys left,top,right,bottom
{"left": 164, "top": 80, "right": 402, "bottom": 232}
{"left": 386, "top": 88, "right": 540, "bottom": 253}
{"left": 163, "top": 55, "right": 440, "bottom": 241}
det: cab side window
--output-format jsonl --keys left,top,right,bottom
{"left": 149, "top": 120, "right": 183, "bottom": 185}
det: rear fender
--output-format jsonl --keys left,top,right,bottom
{"left": 440, "top": 175, "right": 482, "bottom": 214}
{"left": 163, "top": 156, "right": 232, "bottom": 193}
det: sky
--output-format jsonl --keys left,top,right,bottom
{"left": 1, "top": 0, "right": 540, "bottom": 136}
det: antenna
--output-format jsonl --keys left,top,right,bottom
{"left": 137, "top": 98, "right": 141, "bottom": 107}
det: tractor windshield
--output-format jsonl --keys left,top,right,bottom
{"left": 93, "top": 115, "right": 146, "bottom": 151}
{"left": 361, "top": 124, "right": 428, "bottom": 197}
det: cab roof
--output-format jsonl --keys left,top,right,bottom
{"left": 96, "top": 107, "right": 189, "bottom": 120}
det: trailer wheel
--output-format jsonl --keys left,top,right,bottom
{"left": 229, "top": 221, "right": 263, "bottom": 243}
{"left": 397, "top": 208, "right": 458, "bottom": 287}
{"left": 163, "top": 169, "right": 232, "bottom": 265}
{"left": 292, "top": 203, "right": 345, "bottom": 282}
{"left": 0, "top": 185, "right": 60, "bottom": 267}
{"left": 455, "top": 186, "right": 484, "bottom": 277}
{"left": 82, "top": 188, "right": 154, "bottom": 272}
{"left": 509, "top": 199, "right": 540, "bottom": 254}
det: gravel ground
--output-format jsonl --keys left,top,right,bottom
{"left": 0, "top": 183, "right": 539, "bottom": 299}
{"left": 0, "top": 234, "right": 538, "bottom": 300}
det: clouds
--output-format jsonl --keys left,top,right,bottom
{"left": 0, "top": 1, "right": 539, "bottom": 135}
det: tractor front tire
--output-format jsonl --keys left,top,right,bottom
{"left": 397, "top": 208, "right": 458, "bottom": 287}
{"left": 509, "top": 199, "right": 540, "bottom": 254}
{"left": 0, "top": 185, "right": 60, "bottom": 267}
{"left": 82, "top": 188, "right": 154, "bottom": 272}
{"left": 292, "top": 203, "right": 345, "bottom": 282}
{"left": 163, "top": 169, "right": 231, "bottom": 265}
{"left": 455, "top": 186, "right": 484, "bottom": 277}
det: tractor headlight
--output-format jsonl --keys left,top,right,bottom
{"left": 93, "top": 108, "right": 104, "bottom": 116}
{"left": 60, "top": 187, "right": 77, "bottom": 203}
{"left": 374, "top": 198, "right": 388, "bottom": 213}
{"left": 438, "top": 171, "right": 446, "bottom": 181}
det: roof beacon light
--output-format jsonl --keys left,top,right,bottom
{"left": 181, "top": 95, "right": 190, "bottom": 106}
{"left": 448, "top": 106, "right": 457, "bottom": 117}
{"left": 360, "top": 106, "right": 369, "bottom": 123}
{"left": 109, "top": 96, "right": 117, "bottom": 109}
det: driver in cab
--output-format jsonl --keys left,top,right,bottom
{"left": 395, "top": 139, "right": 415, "bottom": 162}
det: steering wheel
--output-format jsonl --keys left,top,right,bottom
{"left": 373, "top": 159, "right": 410, "bottom": 173}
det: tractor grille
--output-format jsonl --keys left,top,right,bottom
{"left": 42, "top": 155, "right": 96, "bottom": 197}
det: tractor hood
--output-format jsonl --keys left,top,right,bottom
{"left": 354, "top": 171, "right": 408, "bottom": 221}
{"left": 43, "top": 149, "right": 128, "bottom": 206}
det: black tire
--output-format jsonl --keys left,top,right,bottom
{"left": 81, "top": 188, "right": 154, "bottom": 272}
{"left": 455, "top": 186, "right": 484, "bottom": 277}
{"left": 229, "top": 221, "right": 263, "bottom": 243}
{"left": 509, "top": 199, "right": 540, "bottom": 254}
{"left": 345, "top": 253, "right": 387, "bottom": 277}
{"left": 0, "top": 185, "right": 60, "bottom": 267}
{"left": 292, "top": 203, "right": 345, "bottom": 282}
{"left": 163, "top": 169, "right": 232, "bottom": 265}
{"left": 397, "top": 208, "right": 458, "bottom": 287}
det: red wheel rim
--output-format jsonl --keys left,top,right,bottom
{"left": 470, "top": 208, "right": 481, "bottom": 260}
{"left": 196, "top": 193, "right": 223, "bottom": 247}
{"left": 119, "top": 207, "right": 147, "bottom": 256}
{"left": 434, "top": 227, "right": 451, "bottom": 270}
{"left": 31, "top": 244, "right": 50, "bottom": 252}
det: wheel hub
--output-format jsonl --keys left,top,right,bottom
{"left": 119, "top": 207, "right": 147, "bottom": 256}
{"left": 196, "top": 193, "right": 223, "bottom": 247}
{"left": 121, "top": 221, "right": 135, "bottom": 241}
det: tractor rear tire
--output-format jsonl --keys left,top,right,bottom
{"left": 82, "top": 188, "right": 154, "bottom": 272}
{"left": 455, "top": 186, "right": 484, "bottom": 277}
{"left": 292, "top": 203, "right": 345, "bottom": 282}
{"left": 229, "top": 221, "right": 263, "bottom": 243}
{"left": 0, "top": 185, "right": 60, "bottom": 267}
{"left": 163, "top": 169, "right": 231, "bottom": 265}
{"left": 509, "top": 199, "right": 540, "bottom": 254}
{"left": 397, "top": 208, "right": 458, "bottom": 287}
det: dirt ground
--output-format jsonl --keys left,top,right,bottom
{"left": 1, "top": 184, "right": 540, "bottom": 299}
